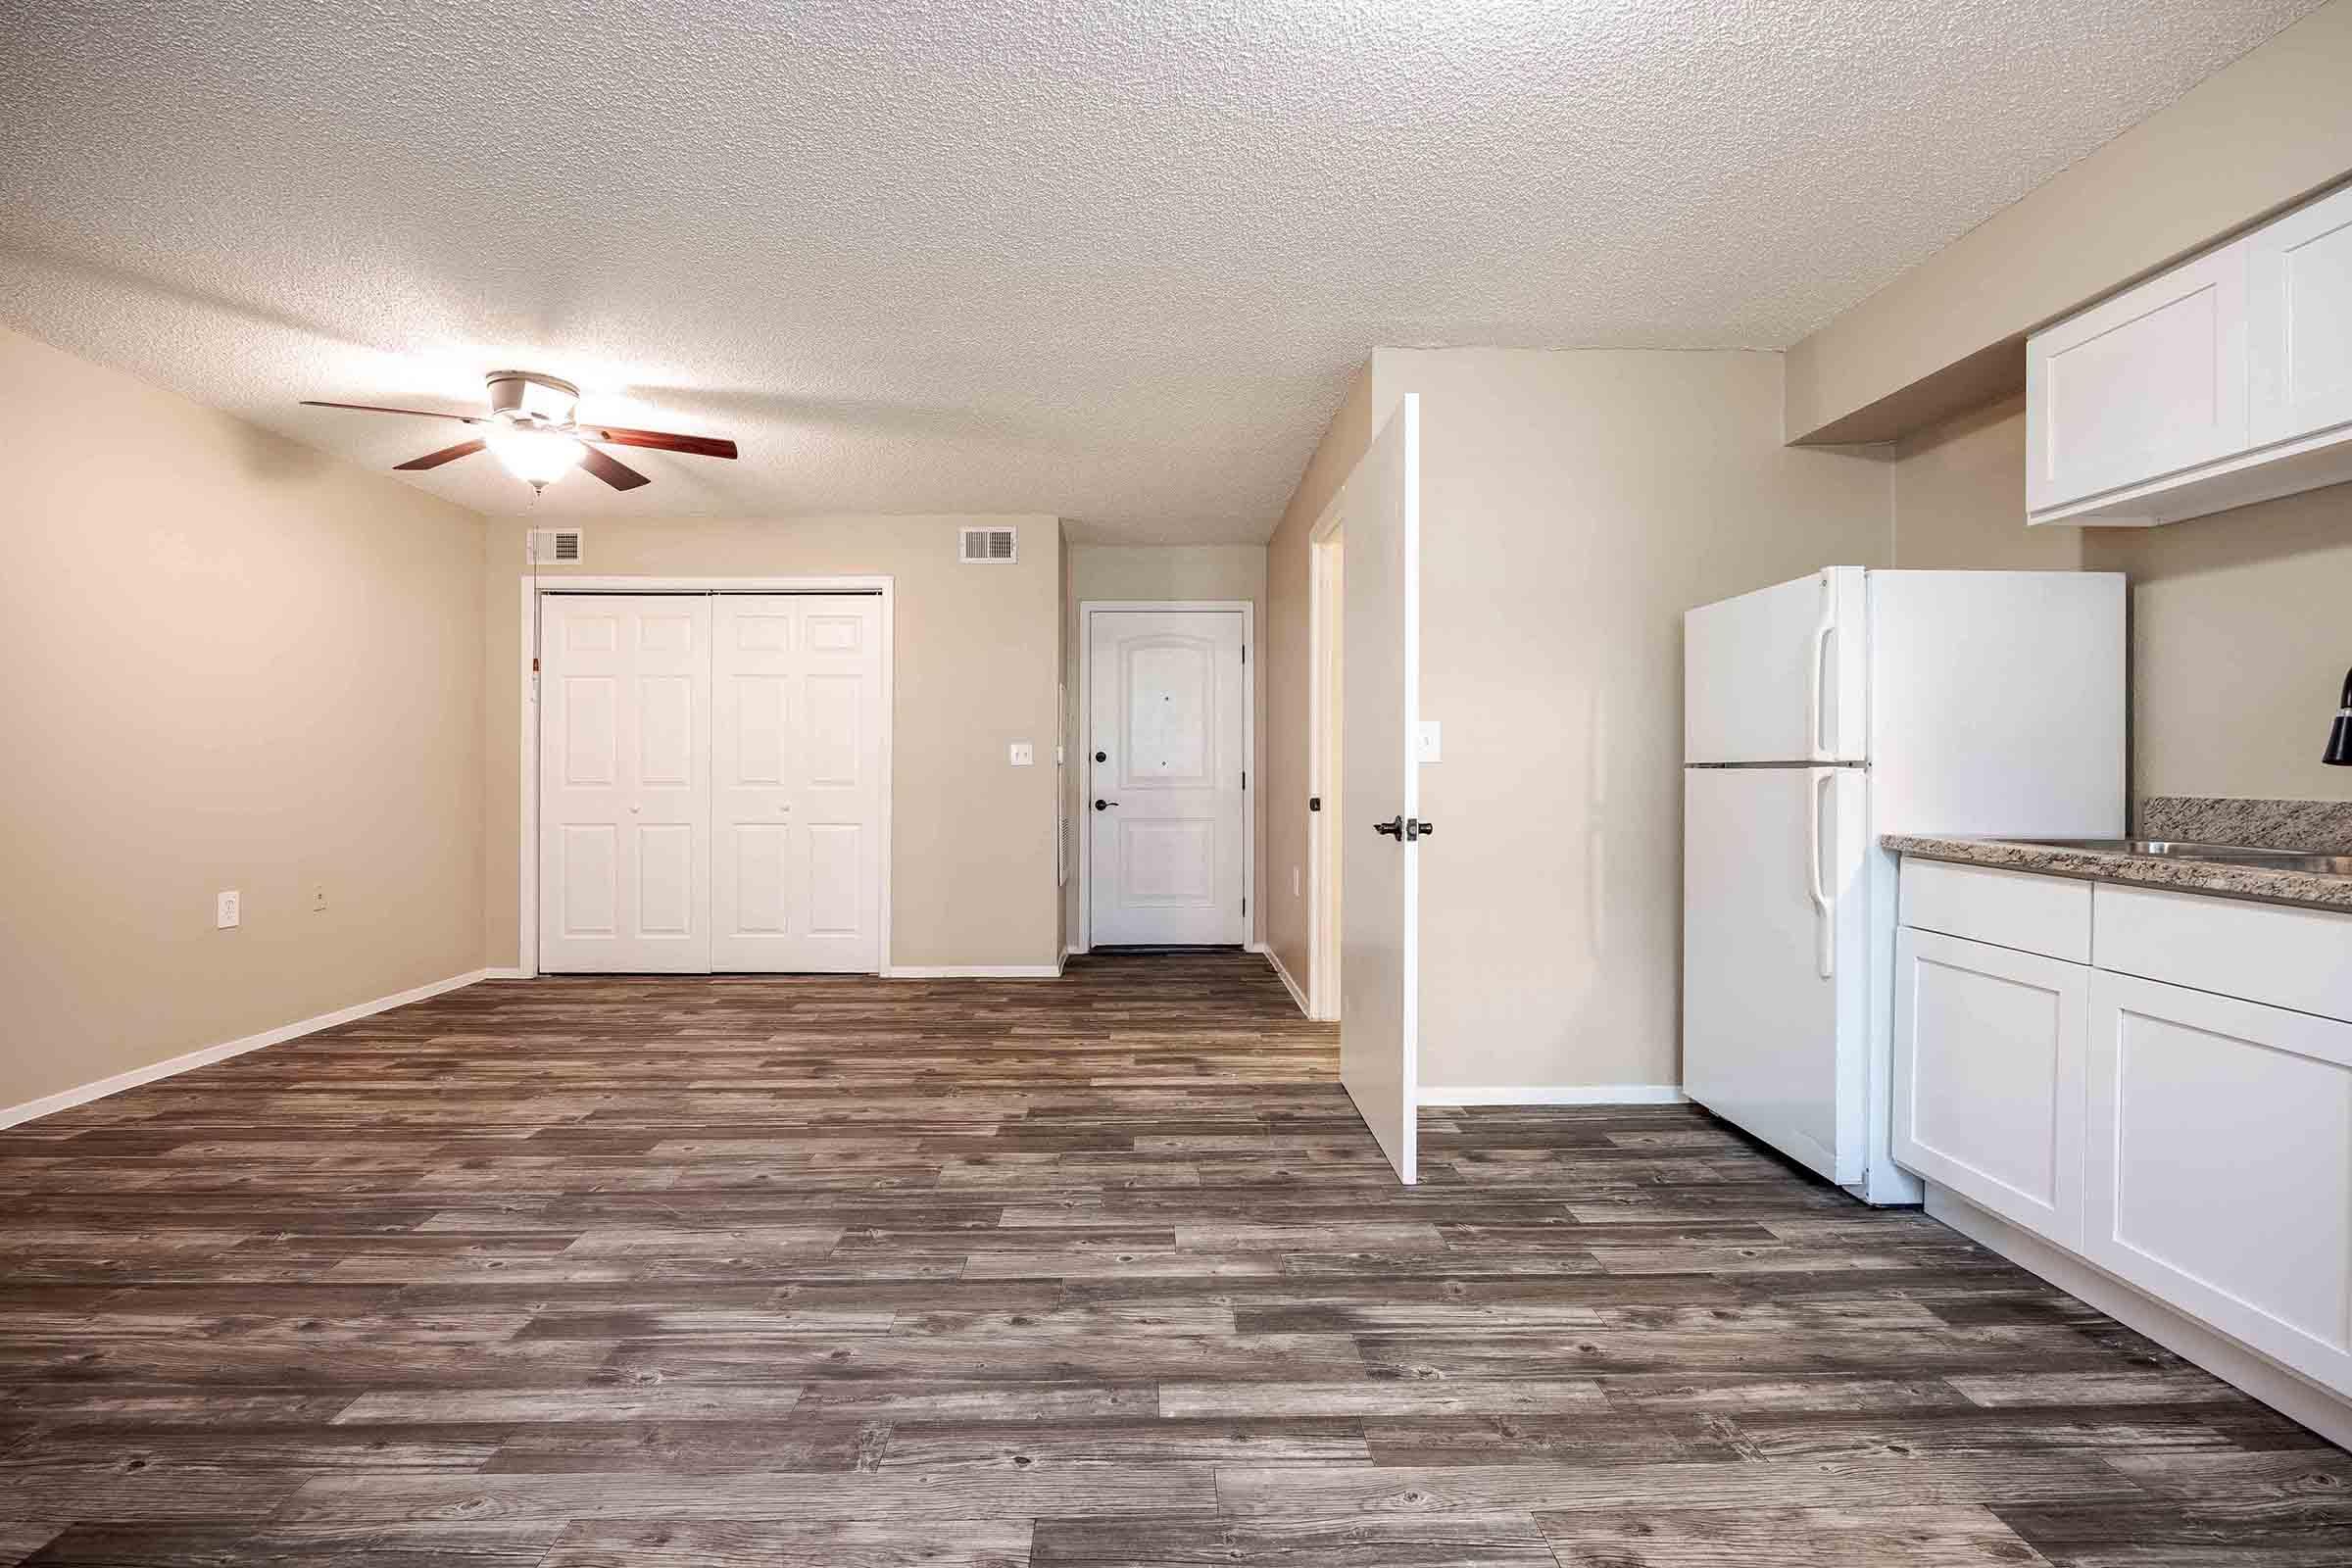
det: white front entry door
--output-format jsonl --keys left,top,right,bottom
{"left": 1088, "top": 609, "right": 1248, "bottom": 947}
{"left": 539, "top": 595, "right": 713, "bottom": 972}
{"left": 710, "top": 595, "right": 885, "bottom": 972}
{"left": 1341, "top": 394, "right": 1423, "bottom": 1186}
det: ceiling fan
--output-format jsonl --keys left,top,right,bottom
{"left": 301, "top": 370, "right": 737, "bottom": 493}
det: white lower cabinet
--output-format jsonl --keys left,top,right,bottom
{"left": 2082, "top": 970, "right": 2352, "bottom": 1396}
{"left": 1893, "top": 928, "right": 2086, "bottom": 1247}
{"left": 1895, "top": 855, "right": 2352, "bottom": 1412}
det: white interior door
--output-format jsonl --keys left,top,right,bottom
{"left": 539, "top": 595, "right": 711, "bottom": 972}
{"left": 1340, "top": 394, "right": 1422, "bottom": 1186}
{"left": 1088, "top": 609, "right": 1248, "bottom": 946}
{"left": 1683, "top": 763, "right": 1867, "bottom": 1185}
{"left": 710, "top": 595, "right": 884, "bottom": 972}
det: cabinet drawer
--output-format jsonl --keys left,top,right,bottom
{"left": 2094, "top": 884, "right": 2352, "bottom": 1023}
{"left": 1892, "top": 928, "right": 2086, "bottom": 1249}
{"left": 1901, "top": 858, "right": 2091, "bottom": 962}
{"left": 2085, "top": 971, "right": 2352, "bottom": 1396}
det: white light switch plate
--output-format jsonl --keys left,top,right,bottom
{"left": 1008, "top": 742, "right": 1035, "bottom": 766}
{"left": 1416, "top": 720, "right": 1442, "bottom": 762}
{"left": 216, "top": 890, "right": 240, "bottom": 929}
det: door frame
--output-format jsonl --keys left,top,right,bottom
{"left": 1074, "top": 600, "right": 1254, "bottom": 955}
{"left": 517, "top": 575, "right": 895, "bottom": 979}
{"left": 1305, "top": 490, "right": 1348, "bottom": 1022}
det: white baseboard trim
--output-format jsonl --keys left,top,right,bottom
{"left": 0, "top": 968, "right": 490, "bottom": 1131}
{"left": 1415, "top": 1084, "right": 1690, "bottom": 1107}
{"left": 883, "top": 964, "right": 1065, "bottom": 980}
{"left": 1929, "top": 1186, "right": 2352, "bottom": 1450}
{"left": 481, "top": 966, "right": 531, "bottom": 980}
{"left": 1257, "top": 946, "right": 1311, "bottom": 1019}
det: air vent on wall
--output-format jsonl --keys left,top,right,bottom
{"left": 959, "top": 525, "right": 1017, "bottom": 564}
{"left": 527, "top": 528, "right": 584, "bottom": 564}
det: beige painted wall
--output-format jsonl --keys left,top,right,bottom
{"left": 1376, "top": 349, "right": 1888, "bottom": 1091}
{"left": 482, "top": 514, "right": 1062, "bottom": 972}
{"left": 1889, "top": 397, "right": 2352, "bottom": 808}
{"left": 1890, "top": 395, "right": 2085, "bottom": 572}
{"left": 0, "top": 324, "right": 487, "bottom": 1112}
{"left": 1261, "top": 350, "right": 1890, "bottom": 1088}
{"left": 1264, "top": 367, "right": 1372, "bottom": 994}
{"left": 1063, "top": 545, "right": 1269, "bottom": 950}
{"left": 1786, "top": 0, "right": 2352, "bottom": 443}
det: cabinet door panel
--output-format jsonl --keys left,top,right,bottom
{"left": 2084, "top": 971, "right": 2352, "bottom": 1396}
{"left": 1893, "top": 928, "right": 2086, "bottom": 1248}
{"left": 2028, "top": 245, "right": 2248, "bottom": 513}
{"left": 2249, "top": 181, "right": 2352, "bottom": 446}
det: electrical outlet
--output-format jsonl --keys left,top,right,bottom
{"left": 1008, "top": 742, "right": 1034, "bottom": 766}
{"left": 216, "top": 890, "right": 240, "bottom": 929}
{"left": 310, "top": 883, "right": 327, "bottom": 914}
{"left": 1292, "top": 866, "right": 1301, "bottom": 898}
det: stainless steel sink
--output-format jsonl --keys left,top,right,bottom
{"left": 2015, "top": 839, "right": 2352, "bottom": 876}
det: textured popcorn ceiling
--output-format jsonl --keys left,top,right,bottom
{"left": 0, "top": 0, "right": 2321, "bottom": 541}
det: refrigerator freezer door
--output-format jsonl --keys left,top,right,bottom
{"left": 1684, "top": 765, "right": 1869, "bottom": 1185}
{"left": 1685, "top": 567, "right": 1868, "bottom": 764}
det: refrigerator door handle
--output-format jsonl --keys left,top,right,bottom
{"left": 1806, "top": 571, "right": 1837, "bottom": 761}
{"left": 1806, "top": 767, "right": 1835, "bottom": 979}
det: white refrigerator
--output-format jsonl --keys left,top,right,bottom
{"left": 1683, "top": 567, "right": 2125, "bottom": 1205}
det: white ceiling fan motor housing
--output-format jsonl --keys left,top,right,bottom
{"left": 486, "top": 370, "right": 578, "bottom": 427}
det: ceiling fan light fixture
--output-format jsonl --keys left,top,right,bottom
{"left": 486, "top": 425, "right": 585, "bottom": 488}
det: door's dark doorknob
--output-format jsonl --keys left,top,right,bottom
{"left": 1094, "top": 798, "right": 1118, "bottom": 811}
{"left": 1095, "top": 750, "right": 1107, "bottom": 762}
{"left": 1373, "top": 815, "right": 1403, "bottom": 839}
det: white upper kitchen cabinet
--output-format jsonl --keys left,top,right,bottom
{"left": 2250, "top": 181, "right": 2352, "bottom": 447}
{"left": 2028, "top": 179, "right": 2352, "bottom": 527}
{"left": 2027, "top": 242, "right": 2248, "bottom": 519}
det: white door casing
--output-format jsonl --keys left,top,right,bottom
{"left": 1087, "top": 609, "right": 1248, "bottom": 947}
{"left": 710, "top": 595, "right": 884, "bottom": 972}
{"left": 1339, "top": 394, "right": 1422, "bottom": 1187}
{"left": 538, "top": 595, "right": 713, "bottom": 973}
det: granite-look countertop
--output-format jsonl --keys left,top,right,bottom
{"left": 1884, "top": 832, "right": 2352, "bottom": 914}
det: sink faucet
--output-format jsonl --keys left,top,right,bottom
{"left": 2330, "top": 667, "right": 2352, "bottom": 767}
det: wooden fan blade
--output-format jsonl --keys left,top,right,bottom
{"left": 579, "top": 445, "right": 651, "bottom": 491}
{"left": 302, "top": 400, "right": 484, "bottom": 423}
{"left": 394, "top": 439, "right": 487, "bottom": 471}
{"left": 578, "top": 423, "right": 738, "bottom": 460}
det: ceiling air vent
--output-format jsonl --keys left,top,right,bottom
{"left": 959, "top": 525, "right": 1017, "bottom": 564}
{"left": 527, "top": 528, "right": 584, "bottom": 564}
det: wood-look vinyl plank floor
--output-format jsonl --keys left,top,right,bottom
{"left": 1, "top": 950, "right": 2343, "bottom": 1565}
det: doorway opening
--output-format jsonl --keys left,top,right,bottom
{"left": 1076, "top": 602, "right": 1254, "bottom": 953}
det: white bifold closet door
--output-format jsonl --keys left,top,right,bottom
{"left": 539, "top": 593, "right": 883, "bottom": 974}
{"left": 539, "top": 596, "right": 713, "bottom": 973}
{"left": 710, "top": 595, "right": 884, "bottom": 972}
